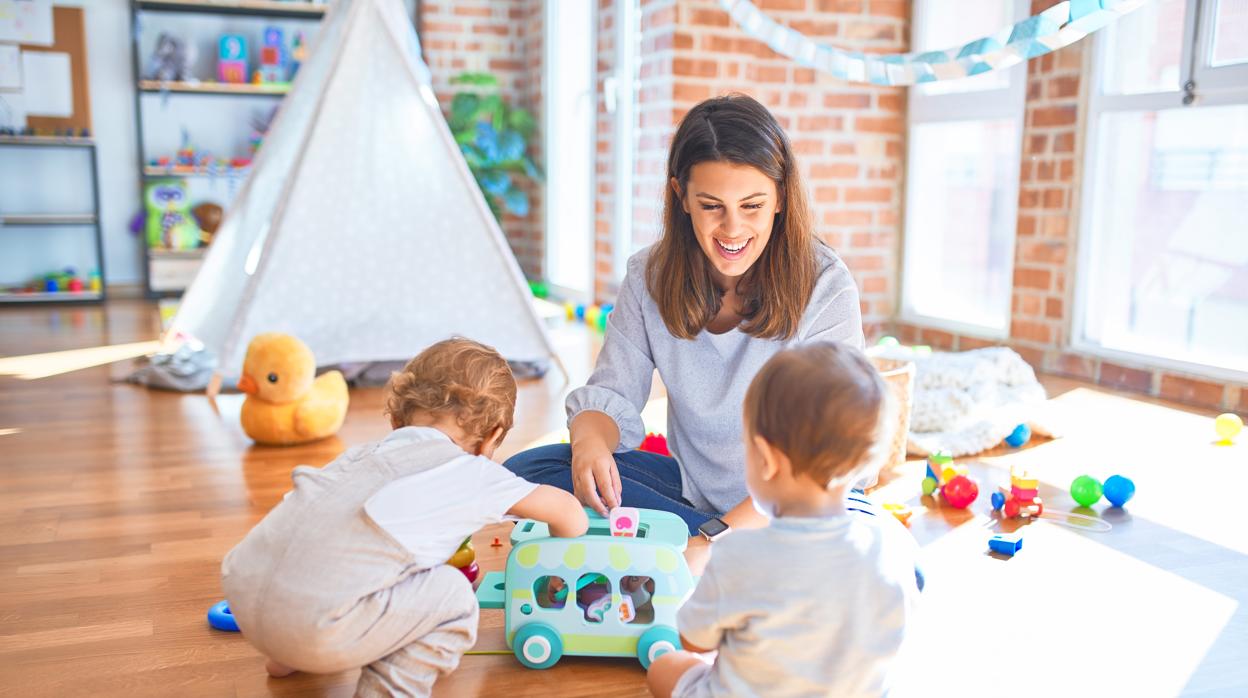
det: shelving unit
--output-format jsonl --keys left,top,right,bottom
{"left": 0, "top": 138, "right": 106, "bottom": 305}
{"left": 130, "top": 0, "right": 326, "bottom": 295}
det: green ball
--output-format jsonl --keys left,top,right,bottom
{"left": 1070, "top": 475, "right": 1103, "bottom": 507}
{"left": 921, "top": 476, "right": 938, "bottom": 496}
{"left": 877, "top": 336, "right": 900, "bottom": 348}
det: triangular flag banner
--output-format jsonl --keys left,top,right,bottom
{"left": 718, "top": 0, "right": 1148, "bottom": 86}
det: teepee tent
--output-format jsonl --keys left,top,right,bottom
{"left": 166, "top": 0, "right": 557, "bottom": 386}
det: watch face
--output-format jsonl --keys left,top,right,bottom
{"left": 699, "top": 518, "right": 729, "bottom": 539}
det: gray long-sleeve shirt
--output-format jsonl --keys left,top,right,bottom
{"left": 566, "top": 243, "right": 865, "bottom": 514}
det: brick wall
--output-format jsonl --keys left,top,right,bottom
{"left": 419, "top": 0, "right": 544, "bottom": 278}
{"left": 895, "top": 0, "right": 1246, "bottom": 413}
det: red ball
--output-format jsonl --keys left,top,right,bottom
{"left": 942, "top": 475, "right": 979, "bottom": 509}
{"left": 1003, "top": 497, "right": 1020, "bottom": 518}
{"left": 459, "top": 561, "right": 479, "bottom": 583}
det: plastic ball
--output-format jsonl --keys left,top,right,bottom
{"left": 448, "top": 538, "right": 475, "bottom": 568}
{"left": 942, "top": 475, "right": 979, "bottom": 509}
{"left": 459, "top": 561, "right": 480, "bottom": 584}
{"left": 585, "top": 305, "right": 601, "bottom": 327}
{"left": 1005, "top": 423, "right": 1032, "bottom": 448}
{"left": 991, "top": 492, "right": 1005, "bottom": 511}
{"left": 877, "top": 336, "right": 900, "bottom": 347}
{"left": 1215, "top": 413, "right": 1243, "bottom": 441}
{"left": 1070, "top": 475, "right": 1103, "bottom": 507}
{"left": 575, "top": 304, "right": 586, "bottom": 320}
{"left": 921, "top": 476, "right": 938, "bottom": 496}
{"left": 1004, "top": 498, "right": 1020, "bottom": 518}
{"left": 1102, "top": 475, "right": 1135, "bottom": 507}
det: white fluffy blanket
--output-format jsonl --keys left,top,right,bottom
{"left": 871, "top": 346, "right": 1059, "bottom": 457}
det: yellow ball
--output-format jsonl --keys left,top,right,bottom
{"left": 1215, "top": 413, "right": 1243, "bottom": 441}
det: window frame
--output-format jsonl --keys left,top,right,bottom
{"left": 899, "top": 0, "right": 1030, "bottom": 338}
{"left": 1071, "top": 0, "right": 1248, "bottom": 382}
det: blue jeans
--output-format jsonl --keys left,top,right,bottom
{"left": 502, "top": 444, "right": 714, "bottom": 536}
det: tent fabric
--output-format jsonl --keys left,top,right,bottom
{"left": 167, "top": 0, "right": 556, "bottom": 378}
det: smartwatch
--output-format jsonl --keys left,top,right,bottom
{"left": 697, "top": 517, "right": 731, "bottom": 542}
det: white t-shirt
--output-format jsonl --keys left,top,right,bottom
{"left": 676, "top": 510, "right": 922, "bottom": 698}
{"left": 364, "top": 426, "right": 538, "bottom": 569}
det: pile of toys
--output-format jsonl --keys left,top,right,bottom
{"left": 218, "top": 27, "right": 306, "bottom": 86}
{"left": 921, "top": 451, "right": 979, "bottom": 509}
{"left": 563, "top": 302, "right": 615, "bottom": 333}
{"left": 3, "top": 267, "right": 102, "bottom": 296}
{"left": 990, "top": 466, "right": 1043, "bottom": 519}
{"left": 448, "top": 536, "right": 479, "bottom": 583}
{"left": 147, "top": 130, "right": 253, "bottom": 176}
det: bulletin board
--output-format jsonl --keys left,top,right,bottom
{"left": 20, "top": 5, "right": 90, "bottom": 133}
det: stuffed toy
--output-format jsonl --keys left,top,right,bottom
{"left": 238, "top": 333, "right": 349, "bottom": 446}
{"left": 145, "top": 33, "right": 193, "bottom": 82}
{"left": 145, "top": 179, "right": 203, "bottom": 250}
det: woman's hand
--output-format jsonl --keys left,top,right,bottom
{"left": 569, "top": 411, "right": 624, "bottom": 517}
{"left": 684, "top": 535, "right": 711, "bottom": 576}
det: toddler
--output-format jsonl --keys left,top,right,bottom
{"left": 222, "top": 338, "right": 588, "bottom": 697}
{"left": 647, "top": 343, "right": 921, "bottom": 698}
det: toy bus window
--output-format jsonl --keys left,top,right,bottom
{"left": 534, "top": 576, "right": 568, "bottom": 610}
{"left": 619, "top": 575, "right": 656, "bottom": 625}
{"left": 576, "top": 573, "right": 612, "bottom": 623}
{"left": 585, "top": 525, "right": 648, "bottom": 538}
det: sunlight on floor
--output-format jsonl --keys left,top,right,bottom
{"left": 0, "top": 341, "right": 164, "bottom": 380}
{"left": 895, "top": 519, "right": 1238, "bottom": 697}
{"left": 0, "top": 428, "right": 21, "bottom": 437}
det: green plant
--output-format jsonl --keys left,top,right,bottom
{"left": 448, "top": 72, "right": 542, "bottom": 220}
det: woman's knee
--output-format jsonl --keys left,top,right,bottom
{"left": 501, "top": 443, "right": 573, "bottom": 477}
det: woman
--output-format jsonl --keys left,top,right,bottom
{"left": 504, "top": 94, "right": 864, "bottom": 548}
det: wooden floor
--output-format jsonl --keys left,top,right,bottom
{"left": 0, "top": 300, "right": 1244, "bottom": 697}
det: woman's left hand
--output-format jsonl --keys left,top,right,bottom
{"left": 684, "top": 535, "right": 711, "bottom": 576}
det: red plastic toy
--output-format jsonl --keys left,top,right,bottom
{"left": 639, "top": 433, "right": 670, "bottom": 457}
{"left": 942, "top": 475, "right": 979, "bottom": 509}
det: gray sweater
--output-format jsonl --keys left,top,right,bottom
{"left": 566, "top": 244, "right": 865, "bottom": 513}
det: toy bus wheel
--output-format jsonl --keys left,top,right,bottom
{"left": 513, "top": 623, "right": 562, "bottom": 669}
{"left": 637, "top": 625, "right": 681, "bottom": 669}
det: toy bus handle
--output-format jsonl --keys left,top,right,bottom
{"left": 610, "top": 507, "right": 640, "bottom": 537}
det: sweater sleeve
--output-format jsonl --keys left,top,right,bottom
{"left": 803, "top": 248, "right": 865, "bottom": 349}
{"left": 565, "top": 253, "right": 654, "bottom": 452}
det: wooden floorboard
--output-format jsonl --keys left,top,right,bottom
{"left": 1, "top": 299, "right": 1245, "bottom": 697}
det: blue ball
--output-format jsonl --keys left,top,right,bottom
{"left": 1103, "top": 475, "right": 1135, "bottom": 507}
{"left": 1005, "top": 423, "right": 1032, "bottom": 448}
{"left": 991, "top": 492, "right": 1005, "bottom": 511}
{"left": 207, "top": 600, "right": 240, "bottom": 632}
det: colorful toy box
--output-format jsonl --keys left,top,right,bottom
{"left": 476, "top": 507, "right": 695, "bottom": 670}
{"left": 218, "top": 35, "right": 248, "bottom": 83}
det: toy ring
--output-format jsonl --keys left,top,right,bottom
{"left": 207, "top": 600, "right": 240, "bottom": 632}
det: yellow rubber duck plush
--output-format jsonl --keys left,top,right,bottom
{"left": 238, "top": 333, "right": 349, "bottom": 446}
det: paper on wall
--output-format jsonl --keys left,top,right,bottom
{"left": 0, "top": 0, "right": 53, "bottom": 46}
{"left": 0, "top": 43, "right": 19, "bottom": 91}
{"left": 21, "top": 50, "right": 71, "bottom": 117}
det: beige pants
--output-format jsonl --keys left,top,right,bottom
{"left": 230, "top": 565, "right": 477, "bottom": 698}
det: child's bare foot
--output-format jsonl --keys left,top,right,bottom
{"left": 265, "top": 659, "right": 296, "bottom": 678}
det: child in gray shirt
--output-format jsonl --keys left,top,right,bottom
{"left": 647, "top": 343, "right": 922, "bottom": 698}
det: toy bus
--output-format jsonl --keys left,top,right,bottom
{"left": 476, "top": 507, "right": 696, "bottom": 670}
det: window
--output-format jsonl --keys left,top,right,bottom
{"left": 901, "top": 0, "right": 1028, "bottom": 335}
{"left": 1077, "top": 0, "right": 1248, "bottom": 375}
{"left": 620, "top": 575, "right": 655, "bottom": 624}
{"left": 544, "top": 0, "right": 596, "bottom": 295}
{"left": 576, "top": 573, "right": 612, "bottom": 623}
{"left": 534, "top": 576, "right": 568, "bottom": 610}
{"left": 607, "top": 0, "right": 641, "bottom": 283}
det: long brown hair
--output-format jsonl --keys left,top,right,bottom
{"left": 647, "top": 94, "right": 817, "bottom": 341}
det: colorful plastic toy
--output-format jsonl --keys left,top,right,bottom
{"left": 988, "top": 531, "right": 1023, "bottom": 556}
{"left": 476, "top": 507, "right": 693, "bottom": 670}
{"left": 610, "top": 507, "right": 641, "bottom": 537}
{"left": 207, "top": 600, "right": 240, "bottom": 631}
{"left": 1004, "top": 423, "right": 1031, "bottom": 448}
{"left": 1215, "top": 413, "right": 1243, "bottom": 443}
{"left": 639, "top": 433, "right": 670, "bottom": 457}
{"left": 563, "top": 302, "right": 614, "bottom": 332}
{"left": 882, "top": 502, "right": 912, "bottom": 526}
{"left": 1070, "top": 475, "right": 1102, "bottom": 507}
{"left": 256, "top": 27, "right": 287, "bottom": 83}
{"left": 449, "top": 536, "right": 479, "bottom": 583}
{"left": 921, "top": 452, "right": 979, "bottom": 508}
{"left": 1102, "top": 475, "right": 1135, "bottom": 508}
{"left": 218, "top": 35, "right": 248, "bottom": 83}
{"left": 993, "top": 466, "right": 1044, "bottom": 519}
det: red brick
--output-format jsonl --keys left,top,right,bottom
{"left": 1018, "top": 294, "right": 1043, "bottom": 316}
{"left": 830, "top": 142, "right": 857, "bottom": 155}
{"left": 877, "top": 210, "right": 897, "bottom": 225}
{"left": 690, "top": 8, "right": 729, "bottom": 26}
{"left": 794, "top": 68, "right": 816, "bottom": 84}
{"left": 1033, "top": 105, "right": 1077, "bottom": 128}
{"left": 1012, "top": 319, "right": 1053, "bottom": 344}
{"left": 674, "top": 82, "right": 712, "bottom": 102}
{"left": 473, "top": 24, "right": 509, "bottom": 36}
{"left": 1239, "top": 390, "right": 1248, "bottom": 412}
{"left": 1037, "top": 161, "right": 1055, "bottom": 180}
{"left": 1048, "top": 75, "right": 1080, "bottom": 99}
{"left": 921, "top": 328, "right": 956, "bottom": 350}
{"left": 1160, "top": 374, "right": 1225, "bottom": 408}
{"left": 824, "top": 209, "right": 872, "bottom": 226}
{"left": 423, "top": 21, "right": 464, "bottom": 33}
{"left": 1043, "top": 188, "right": 1065, "bottom": 208}
{"left": 1040, "top": 215, "right": 1069, "bottom": 238}
{"left": 959, "top": 335, "right": 999, "bottom": 350}
{"left": 862, "top": 275, "right": 888, "bottom": 293}
{"left": 843, "top": 254, "right": 885, "bottom": 271}
{"left": 489, "top": 58, "right": 524, "bottom": 72}
{"left": 1020, "top": 161, "right": 1034, "bottom": 183}
{"left": 1045, "top": 297, "right": 1064, "bottom": 319}
{"left": 453, "top": 6, "right": 493, "bottom": 17}
{"left": 674, "top": 32, "right": 694, "bottom": 49}
{"left": 747, "top": 64, "right": 788, "bottom": 82}
{"left": 815, "top": 186, "right": 841, "bottom": 202}
{"left": 877, "top": 93, "right": 904, "bottom": 112}
{"left": 810, "top": 162, "right": 860, "bottom": 179}
{"left": 790, "top": 19, "right": 840, "bottom": 37}
{"left": 1099, "top": 362, "right": 1153, "bottom": 393}
{"left": 1019, "top": 189, "right": 1040, "bottom": 209}
{"left": 897, "top": 323, "right": 920, "bottom": 344}
{"left": 760, "top": 0, "right": 805, "bottom": 9}
{"left": 817, "top": 0, "right": 863, "bottom": 11}
{"left": 674, "top": 58, "right": 718, "bottom": 78}
{"left": 1014, "top": 267, "right": 1052, "bottom": 291}
{"left": 793, "top": 139, "right": 824, "bottom": 155}
{"left": 1028, "top": 135, "right": 1048, "bottom": 155}
{"left": 845, "top": 186, "right": 892, "bottom": 203}
{"left": 1059, "top": 159, "right": 1074, "bottom": 181}
{"left": 1053, "top": 132, "right": 1075, "bottom": 153}
{"left": 856, "top": 116, "right": 903, "bottom": 133}
{"left": 788, "top": 92, "right": 809, "bottom": 108}
{"left": 1018, "top": 240, "right": 1066, "bottom": 264}
{"left": 1055, "top": 352, "right": 1096, "bottom": 380}
{"left": 824, "top": 93, "right": 871, "bottom": 109}
{"left": 1012, "top": 344, "right": 1047, "bottom": 369}
{"left": 871, "top": 0, "right": 909, "bottom": 19}
{"left": 799, "top": 115, "right": 846, "bottom": 131}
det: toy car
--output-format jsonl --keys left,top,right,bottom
{"left": 476, "top": 507, "right": 695, "bottom": 670}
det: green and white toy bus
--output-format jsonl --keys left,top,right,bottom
{"left": 476, "top": 507, "right": 695, "bottom": 669}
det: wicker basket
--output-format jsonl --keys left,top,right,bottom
{"left": 871, "top": 356, "right": 916, "bottom": 471}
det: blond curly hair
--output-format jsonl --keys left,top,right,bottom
{"left": 384, "top": 338, "right": 517, "bottom": 451}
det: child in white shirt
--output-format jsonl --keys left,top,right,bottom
{"left": 647, "top": 343, "right": 921, "bottom": 698}
{"left": 222, "top": 338, "right": 588, "bottom": 697}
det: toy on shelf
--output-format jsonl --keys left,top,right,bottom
{"left": 218, "top": 34, "right": 248, "bottom": 84}
{"left": 991, "top": 466, "right": 1044, "bottom": 519}
{"left": 1102, "top": 475, "right": 1135, "bottom": 508}
{"left": 148, "top": 130, "right": 253, "bottom": 177}
{"left": 563, "top": 301, "right": 614, "bottom": 333}
{"left": 1069, "top": 475, "right": 1103, "bottom": 508}
{"left": 476, "top": 507, "right": 693, "bottom": 669}
{"left": 883, "top": 502, "right": 912, "bottom": 526}
{"left": 639, "top": 433, "right": 670, "bottom": 457}
{"left": 448, "top": 536, "right": 479, "bottom": 583}
{"left": 920, "top": 452, "right": 979, "bottom": 509}
{"left": 988, "top": 531, "right": 1023, "bottom": 557}
{"left": 290, "top": 31, "right": 308, "bottom": 78}
{"left": 1004, "top": 423, "right": 1031, "bottom": 448}
{"left": 193, "top": 202, "right": 224, "bottom": 243}
{"left": 238, "top": 333, "right": 349, "bottom": 446}
{"left": 207, "top": 600, "right": 240, "bottom": 631}
{"left": 13, "top": 267, "right": 93, "bottom": 296}
{"left": 146, "top": 32, "right": 192, "bottom": 82}
{"left": 1215, "top": 413, "right": 1243, "bottom": 444}
{"left": 255, "top": 27, "right": 289, "bottom": 84}
{"left": 527, "top": 280, "right": 549, "bottom": 299}
{"left": 145, "top": 179, "right": 204, "bottom": 250}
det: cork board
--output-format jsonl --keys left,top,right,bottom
{"left": 21, "top": 6, "right": 90, "bottom": 133}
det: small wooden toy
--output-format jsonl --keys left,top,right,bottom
{"left": 992, "top": 466, "right": 1044, "bottom": 519}
{"left": 218, "top": 35, "right": 248, "bottom": 83}
{"left": 610, "top": 507, "right": 640, "bottom": 537}
{"left": 882, "top": 502, "right": 912, "bottom": 525}
{"left": 921, "top": 452, "right": 979, "bottom": 508}
{"left": 257, "top": 27, "right": 287, "bottom": 83}
{"left": 988, "top": 531, "right": 1023, "bottom": 556}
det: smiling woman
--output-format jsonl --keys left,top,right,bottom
{"left": 504, "top": 94, "right": 867, "bottom": 551}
